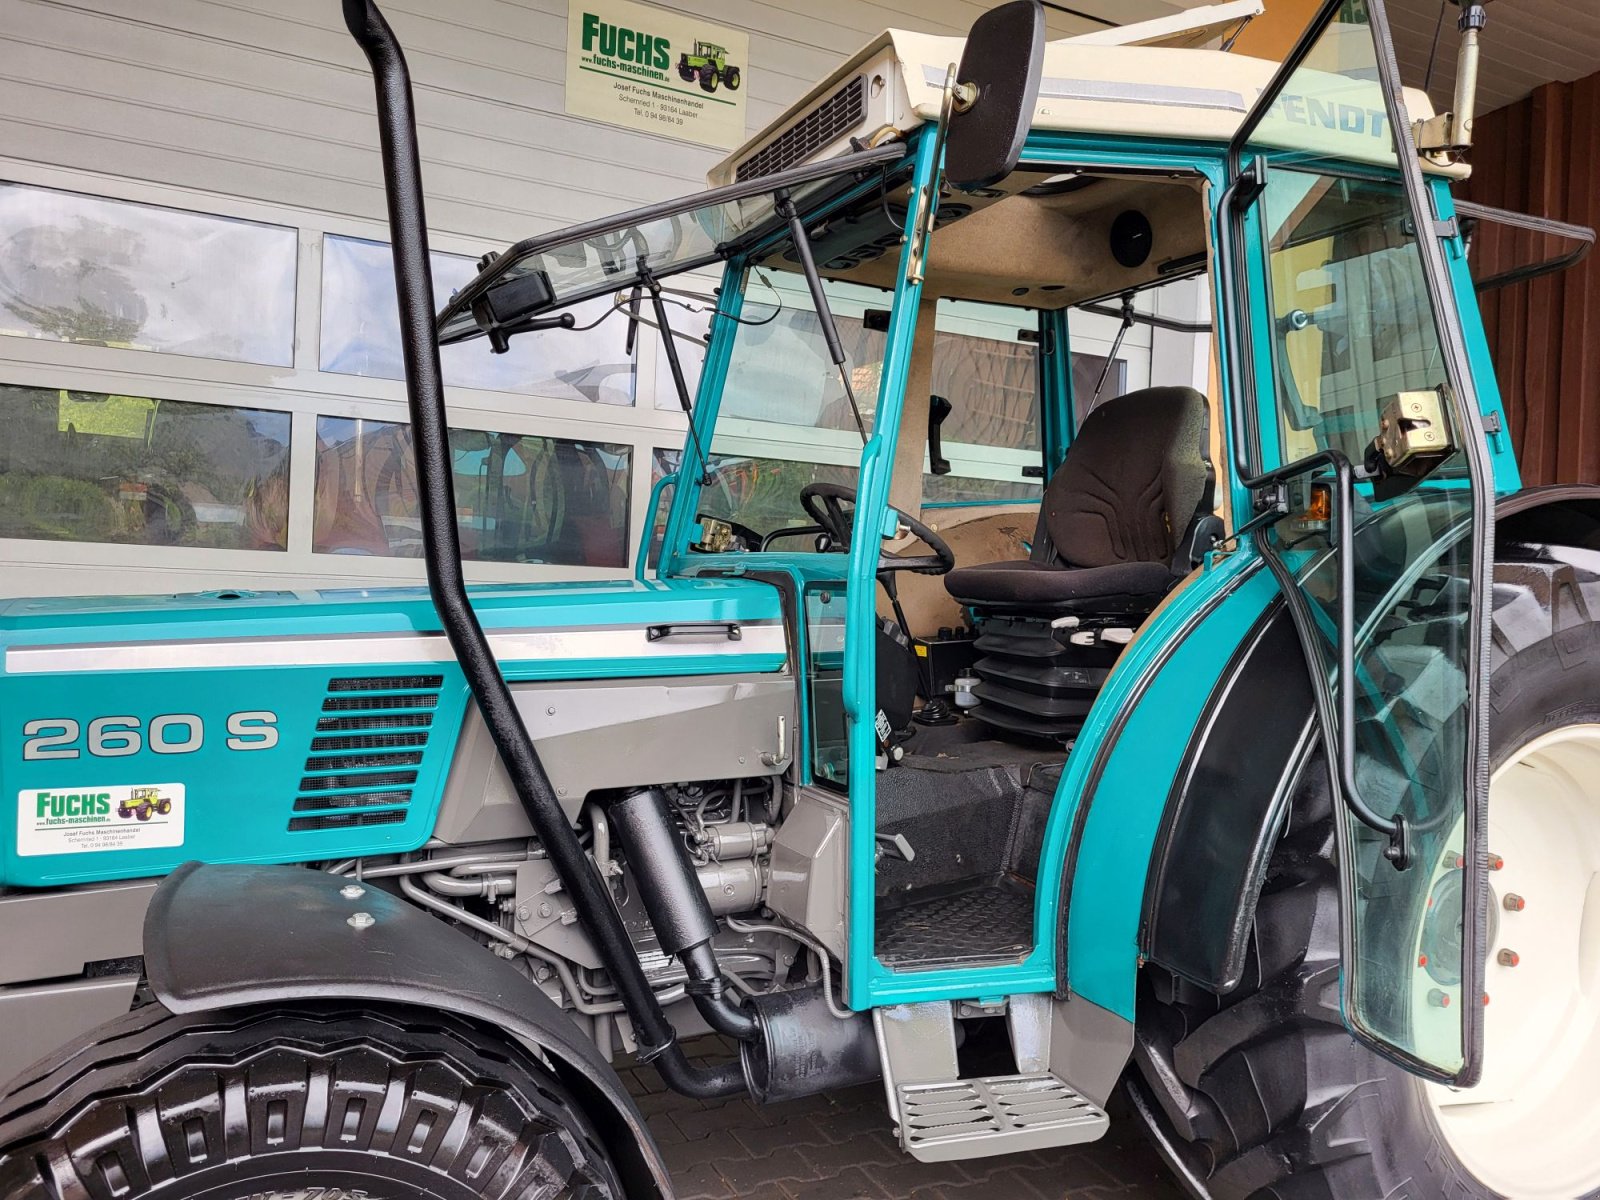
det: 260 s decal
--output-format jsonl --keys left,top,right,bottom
{"left": 20, "top": 711, "right": 279, "bottom": 760}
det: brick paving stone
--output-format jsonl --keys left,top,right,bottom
{"left": 862, "top": 1158, "right": 977, "bottom": 1194}
{"left": 715, "top": 1145, "right": 830, "bottom": 1193}
{"left": 780, "top": 1166, "right": 894, "bottom": 1199}
{"left": 615, "top": 1038, "right": 1181, "bottom": 1200}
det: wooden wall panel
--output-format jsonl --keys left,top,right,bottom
{"left": 1463, "top": 70, "right": 1600, "bottom": 486}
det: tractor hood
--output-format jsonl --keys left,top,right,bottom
{"left": 0, "top": 577, "right": 787, "bottom": 888}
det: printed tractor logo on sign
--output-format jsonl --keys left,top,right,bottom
{"left": 116, "top": 785, "right": 173, "bottom": 822}
{"left": 565, "top": 0, "right": 749, "bottom": 150}
{"left": 677, "top": 41, "right": 741, "bottom": 94}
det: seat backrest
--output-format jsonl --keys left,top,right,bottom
{"left": 1034, "top": 386, "right": 1209, "bottom": 570}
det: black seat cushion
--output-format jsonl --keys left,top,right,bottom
{"left": 944, "top": 559, "right": 1174, "bottom": 608}
{"left": 943, "top": 386, "right": 1210, "bottom": 615}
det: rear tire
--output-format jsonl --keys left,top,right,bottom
{"left": 1129, "top": 554, "right": 1600, "bottom": 1199}
{"left": 0, "top": 1001, "right": 623, "bottom": 1198}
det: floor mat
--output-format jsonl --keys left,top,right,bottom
{"left": 875, "top": 877, "right": 1035, "bottom": 969}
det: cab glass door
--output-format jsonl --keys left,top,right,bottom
{"left": 1228, "top": 0, "right": 1493, "bottom": 1083}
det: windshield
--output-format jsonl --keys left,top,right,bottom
{"left": 436, "top": 145, "right": 904, "bottom": 346}
{"left": 656, "top": 268, "right": 887, "bottom": 545}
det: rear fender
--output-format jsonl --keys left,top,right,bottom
{"left": 1137, "top": 483, "right": 1600, "bottom": 998}
{"left": 1495, "top": 483, "right": 1600, "bottom": 551}
{"left": 144, "top": 861, "right": 670, "bottom": 1200}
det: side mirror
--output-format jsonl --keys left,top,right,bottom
{"left": 944, "top": 0, "right": 1046, "bottom": 192}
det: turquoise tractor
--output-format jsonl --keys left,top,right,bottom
{"left": 2, "top": 1, "right": 1597, "bottom": 1197}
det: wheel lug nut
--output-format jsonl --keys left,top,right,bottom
{"left": 1427, "top": 988, "right": 1452, "bottom": 1008}
{"left": 1504, "top": 893, "right": 1526, "bottom": 912}
{"left": 1497, "top": 949, "right": 1520, "bottom": 967}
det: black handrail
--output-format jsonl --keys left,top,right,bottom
{"left": 1214, "top": 129, "right": 1410, "bottom": 867}
{"left": 341, "top": 0, "right": 742, "bottom": 1098}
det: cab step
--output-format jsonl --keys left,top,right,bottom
{"left": 896, "top": 1072, "right": 1109, "bottom": 1161}
{"left": 874, "top": 998, "right": 1112, "bottom": 1162}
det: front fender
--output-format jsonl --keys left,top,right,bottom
{"left": 145, "top": 861, "right": 670, "bottom": 1200}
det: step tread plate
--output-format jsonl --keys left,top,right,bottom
{"left": 895, "top": 1071, "right": 1109, "bottom": 1161}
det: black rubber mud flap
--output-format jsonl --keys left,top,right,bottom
{"left": 144, "top": 861, "right": 672, "bottom": 1200}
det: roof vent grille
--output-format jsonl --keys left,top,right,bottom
{"left": 735, "top": 74, "right": 867, "bottom": 182}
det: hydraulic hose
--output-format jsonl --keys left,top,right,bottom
{"left": 341, "top": 0, "right": 741, "bottom": 1098}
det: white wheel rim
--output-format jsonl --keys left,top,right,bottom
{"left": 1425, "top": 723, "right": 1600, "bottom": 1199}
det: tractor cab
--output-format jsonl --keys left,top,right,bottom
{"left": 10, "top": 1, "right": 1600, "bottom": 1195}
{"left": 438, "top": 0, "right": 1506, "bottom": 1094}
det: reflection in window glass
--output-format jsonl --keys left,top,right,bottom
{"left": 1071, "top": 352, "right": 1129, "bottom": 428}
{"left": 315, "top": 417, "right": 630, "bottom": 567}
{"left": 0, "top": 182, "right": 296, "bottom": 366}
{"left": 931, "top": 302, "right": 1038, "bottom": 451}
{"left": 654, "top": 447, "right": 855, "bottom": 550}
{"left": 1264, "top": 172, "right": 1448, "bottom": 466}
{"left": 708, "top": 273, "right": 888, "bottom": 432}
{"left": 0, "top": 383, "right": 290, "bottom": 549}
{"left": 922, "top": 475, "right": 1043, "bottom": 505}
{"left": 320, "top": 236, "right": 634, "bottom": 405}
{"left": 805, "top": 584, "right": 850, "bottom": 790}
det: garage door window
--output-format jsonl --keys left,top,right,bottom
{"left": 0, "top": 181, "right": 297, "bottom": 367}
{"left": 0, "top": 382, "right": 291, "bottom": 549}
{"left": 315, "top": 416, "right": 631, "bottom": 566}
{"left": 320, "top": 235, "right": 635, "bottom": 406}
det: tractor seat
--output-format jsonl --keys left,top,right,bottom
{"left": 943, "top": 386, "right": 1211, "bottom": 616}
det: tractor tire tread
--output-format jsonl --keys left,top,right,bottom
{"left": 1130, "top": 552, "right": 1600, "bottom": 1200}
{"left": 0, "top": 1000, "right": 619, "bottom": 1200}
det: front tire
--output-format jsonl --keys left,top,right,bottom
{"left": 1130, "top": 554, "right": 1600, "bottom": 1199}
{"left": 0, "top": 1001, "right": 623, "bottom": 1198}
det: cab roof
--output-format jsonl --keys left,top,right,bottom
{"left": 710, "top": 11, "right": 1464, "bottom": 188}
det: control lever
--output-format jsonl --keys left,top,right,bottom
{"left": 875, "top": 832, "right": 916, "bottom": 863}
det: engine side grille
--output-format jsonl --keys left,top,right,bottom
{"left": 290, "top": 675, "right": 441, "bottom": 832}
{"left": 735, "top": 75, "right": 866, "bottom": 182}
{"left": 288, "top": 809, "right": 407, "bottom": 833}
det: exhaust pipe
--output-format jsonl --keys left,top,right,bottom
{"left": 741, "top": 987, "right": 881, "bottom": 1103}
{"left": 341, "top": 0, "right": 741, "bottom": 1100}
{"left": 609, "top": 787, "right": 759, "bottom": 1042}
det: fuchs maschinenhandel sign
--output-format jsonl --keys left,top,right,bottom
{"left": 565, "top": 0, "right": 749, "bottom": 150}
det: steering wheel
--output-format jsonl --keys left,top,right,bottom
{"left": 799, "top": 482, "right": 955, "bottom": 576}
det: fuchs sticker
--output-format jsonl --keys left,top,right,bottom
{"left": 16, "top": 783, "right": 184, "bottom": 856}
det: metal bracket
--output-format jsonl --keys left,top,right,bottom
{"left": 1374, "top": 388, "right": 1455, "bottom": 474}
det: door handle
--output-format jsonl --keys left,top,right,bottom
{"left": 646, "top": 621, "right": 741, "bottom": 642}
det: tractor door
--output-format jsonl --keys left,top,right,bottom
{"left": 1223, "top": 0, "right": 1494, "bottom": 1085}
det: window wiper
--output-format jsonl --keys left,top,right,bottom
{"left": 775, "top": 189, "right": 868, "bottom": 444}
{"left": 645, "top": 267, "right": 714, "bottom": 485}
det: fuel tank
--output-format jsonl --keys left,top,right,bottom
{"left": 0, "top": 578, "right": 790, "bottom": 887}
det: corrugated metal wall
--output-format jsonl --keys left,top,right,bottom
{"left": 1463, "top": 69, "right": 1600, "bottom": 487}
{"left": 0, "top": 0, "right": 1134, "bottom": 245}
